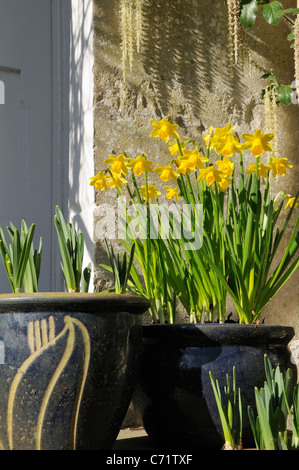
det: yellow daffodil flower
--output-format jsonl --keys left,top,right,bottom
{"left": 197, "top": 166, "right": 223, "bottom": 187}
{"left": 214, "top": 123, "right": 236, "bottom": 137}
{"left": 216, "top": 157, "right": 234, "bottom": 176}
{"left": 106, "top": 173, "right": 127, "bottom": 190}
{"left": 164, "top": 186, "right": 180, "bottom": 201}
{"left": 153, "top": 164, "right": 180, "bottom": 182}
{"left": 216, "top": 176, "right": 232, "bottom": 191}
{"left": 217, "top": 134, "right": 243, "bottom": 157}
{"left": 150, "top": 118, "right": 180, "bottom": 143}
{"left": 173, "top": 154, "right": 187, "bottom": 166}
{"left": 203, "top": 125, "right": 215, "bottom": 146}
{"left": 168, "top": 141, "right": 184, "bottom": 156}
{"left": 104, "top": 153, "right": 128, "bottom": 175}
{"left": 126, "top": 155, "right": 154, "bottom": 176}
{"left": 173, "top": 155, "right": 192, "bottom": 174}
{"left": 284, "top": 194, "right": 299, "bottom": 210}
{"left": 205, "top": 123, "right": 237, "bottom": 151}
{"left": 89, "top": 171, "right": 109, "bottom": 192}
{"left": 246, "top": 162, "right": 269, "bottom": 178}
{"left": 176, "top": 159, "right": 192, "bottom": 175}
{"left": 241, "top": 129, "right": 274, "bottom": 157}
{"left": 267, "top": 158, "right": 293, "bottom": 177}
{"left": 179, "top": 148, "right": 209, "bottom": 171}
{"left": 140, "top": 184, "right": 161, "bottom": 202}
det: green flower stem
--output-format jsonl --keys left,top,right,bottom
{"left": 115, "top": 171, "right": 166, "bottom": 322}
{"left": 143, "top": 170, "right": 155, "bottom": 313}
{"left": 116, "top": 179, "right": 150, "bottom": 290}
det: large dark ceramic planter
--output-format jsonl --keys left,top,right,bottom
{"left": 0, "top": 292, "right": 149, "bottom": 450}
{"left": 133, "top": 323, "right": 297, "bottom": 450}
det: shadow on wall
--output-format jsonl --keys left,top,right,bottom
{"left": 139, "top": 0, "right": 252, "bottom": 119}
{"left": 106, "top": 0, "right": 293, "bottom": 124}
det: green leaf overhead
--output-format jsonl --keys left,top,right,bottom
{"left": 262, "top": 1, "right": 284, "bottom": 25}
{"left": 240, "top": 0, "right": 259, "bottom": 29}
{"left": 276, "top": 85, "right": 293, "bottom": 106}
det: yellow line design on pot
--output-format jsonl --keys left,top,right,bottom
{"left": 35, "top": 317, "right": 75, "bottom": 450}
{"left": 7, "top": 315, "right": 91, "bottom": 450}
{"left": 28, "top": 317, "right": 56, "bottom": 354}
{"left": 27, "top": 321, "right": 34, "bottom": 353}
{"left": 69, "top": 318, "right": 91, "bottom": 450}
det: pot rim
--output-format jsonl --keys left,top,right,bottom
{"left": 142, "top": 322, "right": 295, "bottom": 345}
{"left": 0, "top": 292, "right": 150, "bottom": 315}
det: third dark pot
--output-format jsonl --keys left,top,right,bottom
{"left": 133, "top": 323, "right": 297, "bottom": 450}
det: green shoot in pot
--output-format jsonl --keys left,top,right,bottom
{"left": 0, "top": 220, "right": 42, "bottom": 293}
{"left": 211, "top": 354, "right": 298, "bottom": 450}
{"left": 209, "top": 367, "right": 243, "bottom": 450}
{"left": 54, "top": 205, "right": 91, "bottom": 292}
{"left": 100, "top": 238, "right": 135, "bottom": 294}
{"left": 247, "top": 354, "right": 294, "bottom": 450}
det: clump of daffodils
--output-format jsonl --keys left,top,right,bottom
{"left": 90, "top": 118, "right": 296, "bottom": 211}
{"left": 91, "top": 117, "right": 298, "bottom": 325}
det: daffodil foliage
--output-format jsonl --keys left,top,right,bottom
{"left": 91, "top": 118, "right": 299, "bottom": 324}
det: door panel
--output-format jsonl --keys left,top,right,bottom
{"left": 0, "top": 0, "right": 62, "bottom": 292}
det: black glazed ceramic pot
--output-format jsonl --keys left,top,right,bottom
{"left": 133, "top": 323, "right": 297, "bottom": 450}
{"left": 0, "top": 293, "right": 149, "bottom": 450}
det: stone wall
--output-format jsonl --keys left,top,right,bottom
{"left": 92, "top": 0, "right": 299, "bottom": 362}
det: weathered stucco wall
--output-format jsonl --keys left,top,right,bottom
{"left": 92, "top": 0, "right": 299, "bottom": 360}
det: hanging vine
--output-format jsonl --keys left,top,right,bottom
{"left": 118, "top": 0, "right": 299, "bottom": 107}
{"left": 294, "top": 13, "right": 299, "bottom": 99}
{"left": 120, "top": 0, "right": 144, "bottom": 81}
{"left": 263, "top": 85, "right": 279, "bottom": 156}
{"left": 228, "top": 1, "right": 299, "bottom": 107}
{"left": 225, "top": 0, "right": 299, "bottom": 156}
{"left": 226, "top": 0, "right": 253, "bottom": 77}
{"left": 227, "top": 1, "right": 241, "bottom": 69}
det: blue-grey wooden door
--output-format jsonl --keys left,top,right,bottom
{"left": 0, "top": 0, "right": 69, "bottom": 292}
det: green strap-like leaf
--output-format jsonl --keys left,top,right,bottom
{"left": 15, "top": 224, "right": 36, "bottom": 291}
{"left": 248, "top": 406, "right": 261, "bottom": 449}
{"left": 81, "top": 263, "right": 91, "bottom": 293}
{"left": 254, "top": 387, "right": 276, "bottom": 450}
{"left": 209, "top": 372, "right": 234, "bottom": 446}
{"left": 54, "top": 215, "right": 76, "bottom": 291}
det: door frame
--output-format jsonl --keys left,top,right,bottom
{"left": 51, "top": 0, "right": 94, "bottom": 291}
{"left": 51, "top": 0, "right": 71, "bottom": 291}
